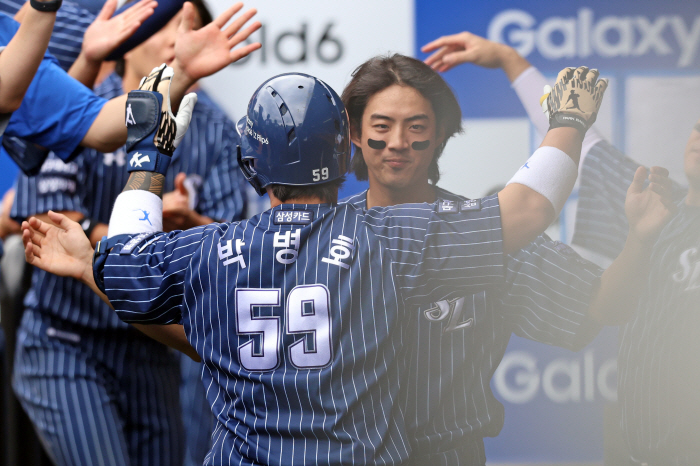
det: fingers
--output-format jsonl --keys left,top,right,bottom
{"left": 23, "top": 228, "right": 38, "bottom": 264}
{"left": 572, "top": 66, "right": 589, "bottom": 83}
{"left": 97, "top": 0, "right": 118, "bottom": 20}
{"left": 179, "top": 1, "right": 196, "bottom": 34}
{"left": 47, "top": 210, "right": 79, "bottom": 232}
{"left": 649, "top": 165, "right": 670, "bottom": 178}
{"left": 175, "top": 173, "right": 188, "bottom": 195}
{"left": 223, "top": 7, "right": 258, "bottom": 39}
{"left": 629, "top": 166, "right": 648, "bottom": 195}
{"left": 556, "top": 67, "right": 575, "bottom": 84}
{"left": 584, "top": 68, "right": 599, "bottom": 88}
{"left": 227, "top": 20, "right": 262, "bottom": 48}
{"left": 213, "top": 1, "right": 245, "bottom": 29}
{"left": 421, "top": 33, "right": 466, "bottom": 53}
{"left": 230, "top": 41, "right": 262, "bottom": 63}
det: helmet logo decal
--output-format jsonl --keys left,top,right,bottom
{"left": 245, "top": 116, "right": 269, "bottom": 145}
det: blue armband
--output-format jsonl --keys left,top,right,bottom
{"left": 125, "top": 90, "right": 171, "bottom": 175}
{"left": 93, "top": 234, "right": 130, "bottom": 294}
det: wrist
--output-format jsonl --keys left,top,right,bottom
{"left": 500, "top": 46, "right": 529, "bottom": 81}
{"left": 30, "top": 0, "right": 62, "bottom": 12}
{"left": 624, "top": 228, "right": 656, "bottom": 253}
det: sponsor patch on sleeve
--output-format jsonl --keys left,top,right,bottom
{"left": 120, "top": 232, "right": 154, "bottom": 255}
{"left": 437, "top": 199, "right": 458, "bottom": 213}
{"left": 460, "top": 199, "right": 481, "bottom": 211}
{"left": 273, "top": 210, "right": 314, "bottom": 225}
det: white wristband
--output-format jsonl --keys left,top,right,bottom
{"left": 506, "top": 146, "right": 577, "bottom": 214}
{"left": 108, "top": 190, "right": 163, "bottom": 238}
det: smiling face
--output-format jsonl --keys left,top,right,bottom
{"left": 684, "top": 119, "right": 700, "bottom": 189}
{"left": 352, "top": 84, "right": 442, "bottom": 197}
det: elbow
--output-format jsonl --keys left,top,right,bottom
{"left": 0, "top": 96, "right": 23, "bottom": 114}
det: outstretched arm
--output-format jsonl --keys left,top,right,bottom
{"left": 0, "top": 2, "right": 58, "bottom": 113}
{"left": 79, "top": 1, "right": 260, "bottom": 153}
{"left": 498, "top": 66, "right": 607, "bottom": 254}
{"left": 68, "top": 0, "right": 157, "bottom": 88}
{"left": 588, "top": 166, "right": 676, "bottom": 324}
{"left": 422, "top": 31, "right": 604, "bottom": 153}
{"left": 21, "top": 210, "right": 201, "bottom": 360}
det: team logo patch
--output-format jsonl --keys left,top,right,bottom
{"left": 460, "top": 199, "right": 481, "bottom": 211}
{"left": 273, "top": 210, "right": 314, "bottom": 225}
{"left": 437, "top": 199, "right": 458, "bottom": 213}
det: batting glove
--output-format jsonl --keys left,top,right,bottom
{"left": 542, "top": 66, "right": 608, "bottom": 134}
{"left": 125, "top": 63, "right": 197, "bottom": 174}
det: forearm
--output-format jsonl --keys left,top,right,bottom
{"left": 68, "top": 52, "right": 101, "bottom": 88}
{"left": 0, "top": 7, "right": 56, "bottom": 113}
{"left": 497, "top": 44, "right": 530, "bottom": 83}
{"left": 80, "top": 94, "right": 128, "bottom": 152}
{"left": 499, "top": 127, "right": 582, "bottom": 254}
{"left": 587, "top": 234, "right": 652, "bottom": 325}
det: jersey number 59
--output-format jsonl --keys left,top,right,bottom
{"left": 236, "top": 285, "right": 333, "bottom": 371}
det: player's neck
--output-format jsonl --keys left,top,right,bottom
{"left": 366, "top": 183, "right": 437, "bottom": 208}
{"left": 268, "top": 193, "right": 328, "bottom": 208}
{"left": 686, "top": 185, "right": 700, "bottom": 206}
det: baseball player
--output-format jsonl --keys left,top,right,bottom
{"left": 423, "top": 31, "right": 695, "bottom": 464}
{"left": 340, "top": 52, "right": 675, "bottom": 464}
{"left": 20, "top": 62, "right": 607, "bottom": 465}
{"left": 7, "top": 6, "right": 258, "bottom": 466}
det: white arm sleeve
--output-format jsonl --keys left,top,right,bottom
{"left": 108, "top": 190, "right": 163, "bottom": 238}
{"left": 511, "top": 66, "right": 604, "bottom": 158}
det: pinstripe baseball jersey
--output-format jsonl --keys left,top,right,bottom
{"left": 0, "top": 0, "right": 93, "bottom": 70}
{"left": 96, "top": 196, "right": 506, "bottom": 465}
{"left": 344, "top": 188, "right": 604, "bottom": 465}
{"left": 11, "top": 72, "right": 247, "bottom": 329}
{"left": 573, "top": 140, "right": 699, "bottom": 463}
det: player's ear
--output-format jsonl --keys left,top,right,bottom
{"left": 350, "top": 122, "right": 362, "bottom": 148}
{"left": 435, "top": 126, "right": 446, "bottom": 148}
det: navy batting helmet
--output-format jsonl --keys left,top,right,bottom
{"left": 236, "top": 73, "right": 351, "bottom": 196}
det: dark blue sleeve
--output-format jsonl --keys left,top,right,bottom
{"left": 99, "top": 225, "right": 219, "bottom": 325}
{"left": 5, "top": 57, "right": 107, "bottom": 161}
{"left": 496, "top": 234, "right": 604, "bottom": 351}
{"left": 192, "top": 117, "right": 247, "bottom": 222}
{"left": 10, "top": 153, "right": 86, "bottom": 221}
{"left": 367, "top": 194, "right": 504, "bottom": 306}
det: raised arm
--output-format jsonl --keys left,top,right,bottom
{"left": 0, "top": 1, "right": 58, "bottom": 113}
{"left": 79, "top": 1, "right": 260, "bottom": 153}
{"left": 500, "top": 66, "right": 606, "bottom": 254}
{"left": 587, "top": 166, "right": 676, "bottom": 324}
{"left": 423, "top": 31, "right": 605, "bottom": 157}
{"left": 21, "top": 210, "right": 201, "bottom": 361}
{"left": 68, "top": 0, "right": 157, "bottom": 88}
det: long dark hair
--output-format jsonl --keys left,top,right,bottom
{"left": 341, "top": 54, "right": 463, "bottom": 183}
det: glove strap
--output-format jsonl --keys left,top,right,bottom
{"left": 125, "top": 90, "right": 171, "bottom": 174}
{"left": 549, "top": 112, "right": 588, "bottom": 134}
{"left": 126, "top": 149, "right": 171, "bottom": 175}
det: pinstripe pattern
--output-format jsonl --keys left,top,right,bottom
{"left": 344, "top": 188, "right": 603, "bottom": 465}
{"left": 97, "top": 197, "right": 505, "bottom": 465}
{"left": 0, "top": 0, "right": 94, "bottom": 70}
{"left": 10, "top": 73, "right": 246, "bottom": 465}
{"left": 12, "top": 311, "right": 183, "bottom": 466}
{"left": 573, "top": 140, "right": 699, "bottom": 464}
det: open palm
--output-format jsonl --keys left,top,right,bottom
{"left": 22, "top": 211, "right": 94, "bottom": 281}
{"left": 174, "top": 2, "right": 261, "bottom": 83}
{"left": 625, "top": 166, "right": 677, "bottom": 245}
